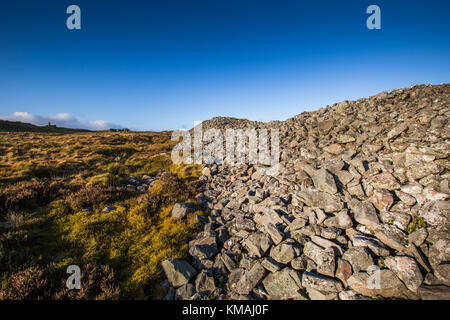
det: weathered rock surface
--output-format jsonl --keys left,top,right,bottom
{"left": 294, "top": 189, "right": 344, "bottom": 213}
{"left": 353, "top": 201, "right": 379, "bottom": 229}
{"left": 312, "top": 168, "right": 338, "bottom": 194}
{"left": 161, "top": 259, "right": 196, "bottom": 288}
{"left": 304, "top": 241, "right": 336, "bottom": 277}
{"left": 234, "top": 262, "right": 266, "bottom": 295}
{"left": 195, "top": 270, "right": 216, "bottom": 295}
{"left": 270, "top": 240, "right": 300, "bottom": 265}
{"left": 263, "top": 268, "right": 306, "bottom": 299}
{"left": 384, "top": 255, "right": 423, "bottom": 292}
{"left": 342, "top": 247, "right": 374, "bottom": 273}
{"left": 171, "top": 202, "right": 196, "bottom": 219}
{"left": 302, "top": 271, "right": 344, "bottom": 292}
{"left": 347, "top": 270, "right": 419, "bottom": 299}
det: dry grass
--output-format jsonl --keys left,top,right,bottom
{"left": 0, "top": 131, "right": 203, "bottom": 299}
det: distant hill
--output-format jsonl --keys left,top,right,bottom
{"left": 0, "top": 120, "right": 91, "bottom": 133}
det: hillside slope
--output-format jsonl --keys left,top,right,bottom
{"left": 0, "top": 120, "right": 90, "bottom": 133}
{"left": 162, "top": 84, "right": 450, "bottom": 300}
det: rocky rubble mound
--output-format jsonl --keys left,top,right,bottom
{"left": 191, "top": 116, "right": 270, "bottom": 133}
{"left": 162, "top": 84, "right": 450, "bottom": 300}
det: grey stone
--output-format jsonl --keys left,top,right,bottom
{"left": 289, "top": 217, "right": 307, "bottom": 231}
{"left": 335, "top": 258, "right": 353, "bottom": 287}
{"left": 263, "top": 268, "right": 306, "bottom": 299}
{"left": 428, "top": 239, "right": 450, "bottom": 267}
{"left": 338, "top": 290, "right": 373, "bottom": 300}
{"left": 189, "top": 236, "right": 218, "bottom": 259}
{"left": 234, "top": 262, "right": 266, "bottom": 295}
{"left": 294, "top": 189, "right": 344, "bottom": 213}
{"left": 261, "top": 257, "right": 282, "bottom": 272}
{"left": 342, "top": 247, "right": 374, "bottom": 273}
{"left": 171, "top": 202, "right": 196, "bottom": 219}
{"left": 434, "top": 263, "right": 450, "bottom": 286}
{"left": 243, "top": 232, "right": 273, "bottom": 258}
{"left": 195, "top": 270, "right": 216, "bottom": 295}
{"left": 321, "top": 227, "right": 342, "bottom": 240}
{"left": 385, "top": 255, "right": 423, "bottom": 292}
{"left": 312, "top": 168, "right": 338, "bottom": 194}
{"left": 369, "top": 188, "right": 394, "bottom": 211}
{"left": 265, "top": 223, "right": 285, "bottom": 245}
{"left": 291, "top": 255, "right": 308, "bottom": 271}
{"left": 302, "top": 271, "right": 344, "bottom": 292}
{"left": 161, "top": 259, "right": 197, "bottom": 288}
{"left": 220, "top": 254, "right": 237, "bottom": 272}
{"left": 310, "top": 235, "right": 344, "bottom": 256}
{"left": 228, "top": 268, "right": 245, "bottom": 292}
{"left": 347, "top": 270, "right": 418, "bottom": 299}
{"left": 419, "top": 200, "right": 449, "bottom": 227}
{"left": 235, "top": 216, "right": 256, "bottom": 231}
{"left": 353, "top": 201, "right": 379, "bottom": 229}
{"left": 408, "top": 228, "right": 428, "bottom": 246}
{"left": 373, "top": 224, "right": 409, "bottom": 251}
{"left": 351, "top": 234, "right": 390, "bottom": 256}
{"left": 387, "top": 122, "right": 408, "bottom": 140}
{"left": 379, "top": 210, "right": 411, "bottom": 231}
{"left": 306, "top": 287, "right": 338, "bottom": 300}
{"left": 270, "top": 240, "right": 300, "bottom": 265}
{"left": 365, "top": 172, "right": 401, "bottom": 190}
{"left": 303, "top": 241, "right": 336, "bottom": 277}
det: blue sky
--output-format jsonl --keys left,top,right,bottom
{"left": 0, "top": 0, "right": 449, "bottom": 131}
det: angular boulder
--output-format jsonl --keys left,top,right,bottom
{"left": 171, "top": 202, "right": 196, "bottom": 219}
{"left": 161, "top": 259, "right": 196, "bottom": 288}
{"left": 263, "top": 268, "right": 305, "bottom": 299}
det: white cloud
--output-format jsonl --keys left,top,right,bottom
{"left": 0, "top": 111, "right": 123, "bottom": 131}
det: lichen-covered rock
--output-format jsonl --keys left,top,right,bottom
{"left": 353, "top": 201, "right": 379, "bottom": 229}
{"left": 373, "top": 223, "right": 409, "bottom": 251}
{"left": 342, "top": 247, "right": 374, "bottom": 273}
{"left": 369, "top": 188, "right": 394, "bottom": 211}
{"left": 365, "top": 172, "right": 401, "bottom": 191}
{"left": 428, "top": 239, "right": 450, "bottom": 267}
{"left": 351, "top": 234, "right": 390, "bottom": 256}
{"left": 234, "top": 262, "right": 266, "bottom": 295}
{"left": 312, "top": 168, "right": 338, "bottom": 194}
{"left": 262, "top": 268, "right": 306, "bottom": 299}
{"left": 244, "top": 232, "right": 273, "bottom": 258}
{"left": 270, "top": 240, "right": 300, "bottom": 265}
{"left": 433, "top": 263, "right": 450, "bottom": 286}
{"left": 419, "top": 285, "right": 450, "bottom": 300}
{"left": 303, "top": 241, "right": 336, "bottom": 277}
{"left": 302, "top": 271, "right": 344, "bottom": 293}
{"left": 384, "top": 256, "right": 423, "bottom": 292}
{"left": 347, "top": 270, "right": 419, "bottom": 299}
{"left": 419, "top": 200, "right": 449, "bottom": 227}
{"left": 335, "top": 259, "right": 353, "bottom": 287}
{"left": 294, "top": 189, "right": 344, "bottom": 213}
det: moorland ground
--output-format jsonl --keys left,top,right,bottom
{"left": 0, "top": 129, "right": 204, "bottom": 299}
